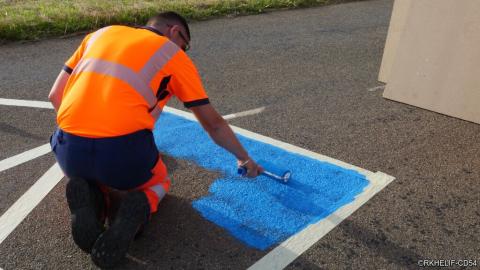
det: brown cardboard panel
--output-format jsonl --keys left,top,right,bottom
{"left": 383, "top": 0, "right": 480, "bottom": 124}
{"left": 378, "top": 0, "right": 412, "bottom": 83}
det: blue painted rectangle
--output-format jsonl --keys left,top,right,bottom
{"left": 153, "top": 112, "right": 369, "bottom": 250}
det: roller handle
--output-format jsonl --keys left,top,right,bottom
{"left": 237, "top": 161, "right": 291, "bottom": 183}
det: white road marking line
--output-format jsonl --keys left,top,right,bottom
{"left": 0, "top": 98, "right": 186, "bottom": 123}
{"left": 126, "top": 254, "right": 149, "bottom": 266}
{"left": 0, "top": 98, "right": 263, "bottom": 120}
{"left": 222, "top": 107, "right": 266, "bottom": 120}
{"left": 368, "top": 85, "right": 386, "bottom": 92}
{"left": 0, "top": 144, "right": 51, "bottom": 173}
{"left": 163, "top": 106, "right": 195, "bottom": 120}
{"left": 248, "top": 172, "right": 394, "bottom": 270}
{"left": 0, "top": 99, "right": 395, "bottom": 270}
{"left": 0, "top": 163, "right": 63, "bottom": 245}
{"left": 0, "top": 98, "right": 53, "bottom": 109}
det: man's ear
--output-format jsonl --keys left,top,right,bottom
{"left": 164, "top": 25, "right": 174, "bottom": 38}
{"left": 169, "top": 25, "right": 180, "bottom": 36}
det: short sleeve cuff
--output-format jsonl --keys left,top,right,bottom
{"left": 63, "top": 65, "right": 73, "bottom": 74}
{"left": 183, "top": 98, "right": 210, "bottom": 108}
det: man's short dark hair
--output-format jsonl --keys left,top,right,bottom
{"left": 147, "top": 11, "right": 190, "bottom": 40}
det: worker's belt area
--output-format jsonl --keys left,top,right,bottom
{"left": 51, "top": 128, "right": 159, "bottom": 190}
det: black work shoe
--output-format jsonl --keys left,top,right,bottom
{"left": 91, "top": 191, "right": 150, "bottom": 269}
{"left": 66, "top": 178, "right": 105, "bottom": 253}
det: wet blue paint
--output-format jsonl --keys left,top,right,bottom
{"left": 153, "top": 112, "right": 369, "bottom": 250}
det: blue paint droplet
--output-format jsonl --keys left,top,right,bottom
{"left": 153, "top": 113, "right": 369, "bottom": 250}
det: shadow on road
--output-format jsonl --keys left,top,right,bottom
{"left": 110, "top": 152, "right": 327, "bottom": 269}
{"left": 116, "top": 194, "right": 262, "bottom": 269}
{"left": 0, "top": 122, "right": 45, "bottom": 141}
{"left": 339, "top": 219, "right": 420, "bottom": 268}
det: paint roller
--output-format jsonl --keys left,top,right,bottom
{"left": 237, "top": 159, "right": 291, "bottom": 183}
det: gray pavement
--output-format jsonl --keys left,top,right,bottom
{"left": 1, "top": 0, "right": 479, "bottom": 269}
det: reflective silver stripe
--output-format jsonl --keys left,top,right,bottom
{"left": 85, "top": 26, "right": 111, "bottom": 54}
{"left": 150, "top": 184, "right": 166, "bottom": 200}
{"left": 73, "top": 58, "right": 157, "bottom": 107}
{"left": 150, "top": 105, "right": 163, "bottom": 120}
{"left": 72, "top": 31, "right": 179, "bottom": 113}
{"left": 140, "top": 41, "right": 180, "bottom": 83}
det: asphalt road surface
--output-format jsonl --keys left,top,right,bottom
{"left": 1, "top": 0, "right": 479, "bottom": 269}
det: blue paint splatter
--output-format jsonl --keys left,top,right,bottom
{"left": 153, "top": 112, "right": 369, "bottom": 250}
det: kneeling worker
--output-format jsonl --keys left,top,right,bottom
{"left": 48, "top": 11, "right": 262, "bottom": 268}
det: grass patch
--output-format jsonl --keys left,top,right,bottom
{"left": 0, "top": 0, "right": 343, "bottom": 42}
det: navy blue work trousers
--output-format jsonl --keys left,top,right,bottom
{"left": 50, "top": 128, "right": 159, "bottom": 190}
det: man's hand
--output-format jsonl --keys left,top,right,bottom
{"left": 238, "top": 158, "right": 264, "bottom": 178}
{"left": 190, "top": 104, "right": 263, "bottom": 178}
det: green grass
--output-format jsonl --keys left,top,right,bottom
{"left": 0, "top": 0, "right": 343, "bottom": 42}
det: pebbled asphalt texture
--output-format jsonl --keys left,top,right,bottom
{"left": 0, "top": 0, "right": 479, "bottom": 269}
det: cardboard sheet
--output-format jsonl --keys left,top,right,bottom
{"left": 383, "top": 0, "right": 480, "bottom": 124}
{"left": 378, "top": 0, "right": 412, "bottom": 83}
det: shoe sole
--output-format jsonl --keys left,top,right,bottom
{"left": 66, "top": 178, "right": 105, "bottom": 253}
{"left": 91, "top": 192, "right": 149, "bottom": 269}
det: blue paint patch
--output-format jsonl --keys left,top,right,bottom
{"left": 153, "top": 112, "right": 369, "bottom": 250}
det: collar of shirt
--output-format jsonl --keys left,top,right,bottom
{"left": 137, "top": 26, "right": 164, "bottom": 37}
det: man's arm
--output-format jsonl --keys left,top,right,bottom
{"left": 190, "top": 103, "right": 262, "bottom": 178}
{"left": 48, "top": 70, "right": 70, "bottom": 112}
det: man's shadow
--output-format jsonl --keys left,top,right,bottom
{"left": 110, "top": 155, "right": 262, "bottom": 269}
{"left": 111, "top": 155, "right": 325, "bottom": 270}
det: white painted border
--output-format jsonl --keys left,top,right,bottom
{"left": 223, "top": 107, "right": 266, "bottom": 120}
{"left": 0, "top": 98, "right": 53, "bottom": 109}
{"left": 249, "top": 172, "right": 394, "bottom": 270}
{"left": 0, "top": 163, "right": 63, "bottom": 244}
{"left": 0, "top": 144, "right": 51, "bottom": 173}
{"left": 0, "top": 98, "right": 265, "bottom": 121}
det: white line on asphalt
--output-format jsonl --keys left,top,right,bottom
{"left": 0, "top": 98, "right": 53, "bottom": 109}
{"left": 367, "top": 85, "right": 386, "bottom": 92}
{"left": 0, "top": 144, "right": 51, "bottom": 173}
{"left": 248, "top": 172, "right": 394, "bottom": 270}
{"left": 0, "top": 98, "right": 265, "bottom": 121}
{"left": 0, "top": 163, "right": 63, "bottom": 245}
{"left": 222, "top": 107, "right": 266, "bottom": 120}
{"left": 163, "top": 106, "right": 195, "bottom": 120}
{"left": 126, "top": 254, "right": 149, "bottom": 266}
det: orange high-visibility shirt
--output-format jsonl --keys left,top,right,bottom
{"left": 57, "top": 25, "right": 209, "bottom": 138}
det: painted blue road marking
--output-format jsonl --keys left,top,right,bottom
{"left": 153, "top": 112, "right": 369, "bottom": 250}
